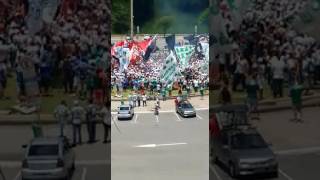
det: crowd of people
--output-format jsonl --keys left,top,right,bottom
{"left": 0, "top": 0, "right": 111, "bottom": 105}
{"left": 54, "top": 100, "right": 111, "bottom": 146}
{"left": 215, "top": 0, "right": 318, "bottom": 121}
{"left": 111, "top": 38, "right": 209, "bottom": 102}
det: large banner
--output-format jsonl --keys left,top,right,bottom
{"left": 174, "top": 45, "right": 195, "bottom": 67}
{"left": 26, "top": 0, "right": 43, "bottom": 34}
{"left": 161, "top": 51, "right": 177, "bottom": 84}
{"left": 42, "top": 0, "right": 60, "bottom": 23}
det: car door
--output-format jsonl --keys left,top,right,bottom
{"left": 219, "top": 133, "right": 230, "bottom": 165}
{"left": 63, "top": 140, "right": 73, "bottom": 169}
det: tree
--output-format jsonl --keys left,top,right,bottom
{"left": 156, "top": 16, "right": 175, "bottom": 35}
{"left": 112, "top": 0, "right": 130, "bottom": 34}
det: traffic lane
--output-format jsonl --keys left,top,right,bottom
{"left": 210, "top": 152, "right": 320, "bottom": 180}
{"left": 0, "top": 164, "right": 109, "bottom": 180}
{"left": 252, "top": 107, "right": 320, "bottom": 150}
{"left": 112, "top": 111, "right": 209, "bottom": 180}
{"left": 112, "top": 111, "right": 209, "bottom": 154}
{"left": 0, "top": 125, "right": 109, "bottom": 162}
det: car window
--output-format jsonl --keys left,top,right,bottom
{"left": 119, "top": 107, "right": 130, "bottom": 111}
{"left": 29, "top": 145, "right": 59, "bottom": 156}
{"left": 181, "top": 104, "right": 192, "bottom": 108}
{"left": 231, "top": 133, "right": 267, "bottom": 149}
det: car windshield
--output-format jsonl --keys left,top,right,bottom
{"left": 231, "top": 133, "right": 267, "bottom": 149}
{"left": 181, "top": 104, "right": 193, "bottom": 109}
{"left": 120, "top": 107, "right": 130, "bottom": 111}
{"left": 29, "top": 145, "right": 59, "bottom": 156}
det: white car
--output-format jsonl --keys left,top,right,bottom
{"left": 117, "top": 104, "right": 134, "bottom": 120}
{"left": 21, "top": 137, "right": 75, "bottom": 180}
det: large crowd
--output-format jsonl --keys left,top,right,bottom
{"left": 0, "top": 0, "right": 111, "bottom": 105}
{"left": 215, "top": 0, "right": 318, "bottom": 121}
{"left": 111, "top": 38, "right": 209, "bottom": 100}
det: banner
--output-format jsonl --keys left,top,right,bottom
{"left": 161, "top": 51, "right": 177, "bottom": 84}
{"left": 26, "top": 0, "right": 43, "bottom": 34}
{"left": 174, "top": 45, "right": 195, "bottom": 67}
{"left": 42, "top": 0, "right": 60, "bottom": 23}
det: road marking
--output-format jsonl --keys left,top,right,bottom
{"left": 13, "top": 170, "right": 21, "bottom": 180}
{"left": 196, "top": 114, "right": 203, "bottom": 120}
{"left": 81, "top": 167, "right": 87, "bottom": 180}
{"left": 133, "top": 114, "right": 138, "bottom": 124}
{"left": 134, "top": 142, "right": 187, "bottom": 148}
{"left": 209, "top": 164, "right": 223, "bottom": 180}
{"left": 175, "top": 113, "right": 183, "bottom": 122}
{"left": 111, "top": 108, "right": 208, "bottom": 114}
{"left": 0, "top": 160, "right": 110, "bottom": 168}
{"left": 276, "top": 146, "right": 320, "bottom": 155}
{"left": 279, "top": 169, "right": 294, "bottom": 180}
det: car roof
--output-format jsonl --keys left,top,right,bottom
{"left": 119, "top": 104, "right": 130, "bottom": 107}
{"left": 31, "top": 137, "right": 63, "bottom": 146}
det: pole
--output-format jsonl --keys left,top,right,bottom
{"left": 130, "top": 0, "right": 134, "bottom": 38}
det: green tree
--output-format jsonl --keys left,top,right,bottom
{"left": 156, "top": 16, "right": 175, "bottom": 35}
{"left": 112, "top": 0, "right": 130, "bottom": 34}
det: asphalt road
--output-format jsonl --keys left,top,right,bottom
{"left": 0, "top": 125, "right": 109, "bottom": 180}
{"left": 210, "top": 107, "right": 320, "bottom": 180}
{"left": 111, "top": 109, "right": 209, "bottom": 180}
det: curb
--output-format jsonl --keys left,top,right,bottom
{"left": 111, "top": 93, "right": 209, "bottom": 101}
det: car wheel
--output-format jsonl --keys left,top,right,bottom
{"left": 71, "top": 162, "right": 75, "bottom": 171}
{"left": 271, "top": 171, "right": 278, "bottom": 178}
{"left": 229, "top": 163, "right": 238, "bottom": 178}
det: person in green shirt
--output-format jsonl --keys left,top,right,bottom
{"left": 290, "top": 79, "right": 304, "bottom": 122}
{"left": 246, "top": 73, "right": 260, "bottom": 120}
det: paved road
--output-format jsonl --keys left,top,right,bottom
{"left": 210, "top": 107, "right": 320, "bottom": 180}
{"left": 0, "top": 125, "right": 109, "bottom": 180}
{"left": 112, "top": 109, "right": 209, "bottom": 180}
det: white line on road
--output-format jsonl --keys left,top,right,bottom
{"left": 133, "top": 114, "right": 138, "bottom": 124}
{"left": 276, "top": 146, "right": 320, "bottom": 155}
{"left": 134, "top": 142, "right": 187, "bottom": 148}
{"left": 279, "top": 169, "right": 294, "bottom": 180}
{"left": 81, "top": 167, "right": 87, "bottom": 180}
{"left": 175, "top": 113, "right": 183, "bottom": 122}
{"left": 197, "top": 114, "right": 203, "bottom": 120}
{"left": 13, "top": 170, "right": 21, "bottom": 180}
{"left": 111, "top": 108, "right": 208, "bottom": 114}
{"left": 209, "top": 164, "right": 223, "bottom": 180}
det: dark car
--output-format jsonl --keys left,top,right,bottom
{"left": 176, "top": 101, "right": 196, "bottom": 118}
{"left": 211, "top": 105, "right": 278, "bottom": 178}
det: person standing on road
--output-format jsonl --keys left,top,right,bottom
{"left": 71, "top": 100, "right": 85, "bottom": 146}
{"left": 246, "top": 72, "right": 260, "bottom": 120}
{"left": 290, "top": 78, "right": 304, "bottom": 122}
{"left": 54, "top": 100, "right": 70, "bottom": 137}
{"left": 100, "top": 102, "right": 111, "bottom": 143}
{"left": 142, "top": 94, "right": 147, "bottom": 106}
{"left": 137, "top": 93, "right": 141, "bottom": 107}
{"left": 154, "top": 103, "right": 160, "bottom": 125}
{"left": 86, "top": 99, "right": 97, "bottom": 143}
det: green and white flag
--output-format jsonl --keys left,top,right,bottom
{"left": 161, "top": 51, "right": 177, "bottom": 84}
{"left": 174, "top": 45, "right": 195, "bottom": 67}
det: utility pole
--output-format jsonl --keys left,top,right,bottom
{"left": 130, "top": 0, "right": 134, "bottom": 38}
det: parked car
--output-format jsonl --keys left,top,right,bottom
{"left": 176, "top": 100, "right": 196, "bottom": 118}
{"left": 211, "top": 105, "right": 278, "bottom": 178}
{"left": 117, "top": 104, "right": 134, "bottom": 120}
{"left": 21, "top": 136, "right": 75, "bottom": 180}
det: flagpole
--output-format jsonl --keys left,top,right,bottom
{"left": 130, "top": 0, "right": 134, "bottom": 38}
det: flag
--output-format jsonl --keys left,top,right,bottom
{"left": 184, "top": 35, "right": 195, "bottom": 45}
{"left": 165, "top": 34, "right": 175, "bottom": 51}
{"left": 42, "top": 0, "right": 60, "bottom": 23}
{"left": 144, "top": 35, "right": 157, "bottom": 61}
{"left": 174, "top": 45, "right": 195, "bottom": 67}
{"left": 161, "top": 51, "right": 177, "bottom": 84}
{"left": 26, "top": 0, "right": 43, "bottom": 34}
